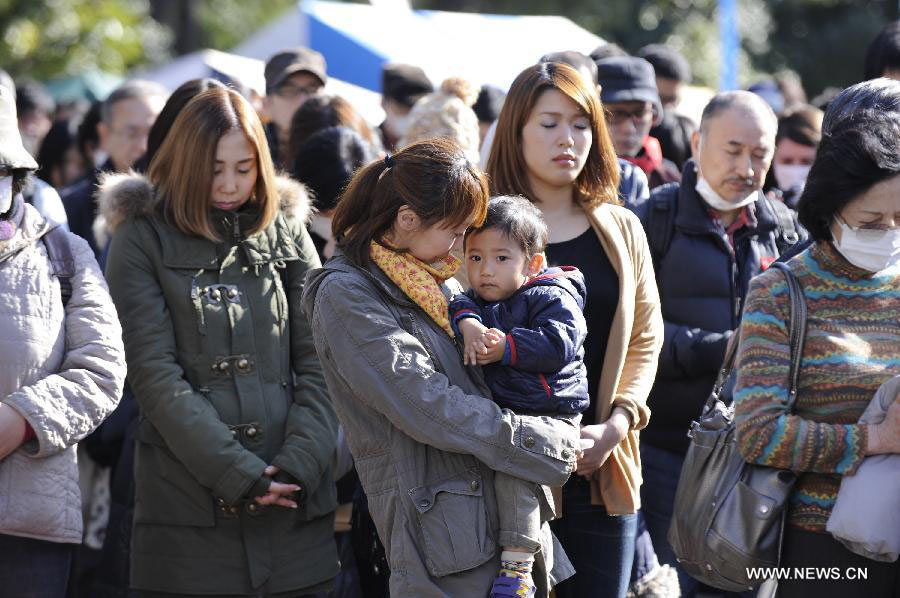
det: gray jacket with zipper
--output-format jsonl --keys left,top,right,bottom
{"left": 302, "top": 252, "right": 580, "bottom": 597}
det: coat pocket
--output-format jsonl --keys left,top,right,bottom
{"left": 133, "top": 421, "right": 216, "bottom": 527}
{"left": 407, "top": 469, "right": 496, "bottom": 577}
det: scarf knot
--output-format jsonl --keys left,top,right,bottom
{"left": 369, "top": 241, "right": 460, "bottom": 337}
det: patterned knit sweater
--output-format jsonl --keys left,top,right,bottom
{"left": 734, "top": 241, "right": 900, "bottom": 532}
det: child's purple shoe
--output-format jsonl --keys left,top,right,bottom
{"left": 490, "top": 575, "right": 535, "bottom": 597}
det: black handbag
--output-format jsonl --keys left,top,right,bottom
{"left": 667, "top": 262, "right": 807, "bottom": 592}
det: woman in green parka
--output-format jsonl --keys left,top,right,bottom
{"left": 103, "top": 86, "right": 340, "bottom": 597}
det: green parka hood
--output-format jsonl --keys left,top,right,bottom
{"left": 92, "top": 170, "right": 313, "bottom": 249}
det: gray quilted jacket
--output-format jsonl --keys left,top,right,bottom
{"left": 0, "top": 197, "right": 125, "bottom": 543}
{"left": 303, "top": 252, "right": 579, "bottom": 597}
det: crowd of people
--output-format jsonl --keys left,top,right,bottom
{"left": 1, "top": 15, "right": 899, "bottom": 598}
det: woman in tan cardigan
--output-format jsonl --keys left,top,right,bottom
{"left": 487, "top": 62, "right": 663, "bottom": 598}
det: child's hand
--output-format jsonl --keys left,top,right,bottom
{"left": 459, "top": 318, "right": 489, "bottom": 366}
{"left": 475, "top": 328, "right": 506, "bottom": 365}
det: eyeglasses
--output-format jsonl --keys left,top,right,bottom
{"left": 839, "top": 214, "right": 900, "bottom": 240}
{"left": 272, "top": 83, "right": 321, "bottom": 99}
{"left": 109, "top": 126, "right": 151, "bottom": 144}
{"left": 605, "top": 107, "right": 655, "bottom": 126}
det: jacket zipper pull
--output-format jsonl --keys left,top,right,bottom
{"left": 233, "top": 216, "right": 240, "bottom": 242}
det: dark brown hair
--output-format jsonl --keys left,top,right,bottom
{"left": 776, "top": 104, "right": 823, "bottom": 148}
{"left": 487, "top": 62, "right": 620, "bottom": 208}
{"left": 148, "top": 87, "right": 279, "bottom": 242}
{"left": 465, "top": 195, "right": 549, "bottom": 257}
{"left": 332, "top": 137, "right": 488, "bottom": 266}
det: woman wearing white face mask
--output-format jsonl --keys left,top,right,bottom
{"left": 734, "top": 79, "right": 900, "bottom": 598}
{"left": 0, "top": 85, "right": 126, "bottom": 595}
{"left": 765, "top": 105, "right": 823, "bottom": 209}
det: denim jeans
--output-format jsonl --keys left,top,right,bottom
{"left": 630, "top": 511, "right": 658, "bottom": 584}
{"left": 0, "top": 533, "right": 73, "bottom": 598}
{"left": 550, "top": 476, "right": 638, "bottom": 598}
{"left": 639, "top": 443, "right": 700, "bottom": 597}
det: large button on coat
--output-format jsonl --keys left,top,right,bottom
{"left": 102, "top": 173, "right": 339, "bottom": 596}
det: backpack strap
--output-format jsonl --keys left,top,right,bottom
{"left": 646, "top": 188, "right": 678, "bottom": 273}
{"left": 42, "top": 225, "right": 76, "bottom": 308}
{"left": 763, "top": 194, "right": 800, "bottom": 255}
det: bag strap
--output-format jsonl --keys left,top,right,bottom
{"left": 764, "top": 194, "right": 800, "bottom": 253}
{"left": 42, "top": 225, "right": 76, "bottom": 308}
{"left": 705, "top": 261, "right": 807, "bottom": 413}
{"left": 647, "top": 190, "right": 677, "bottom": 273}
{"left": 770, "top": 262, "right": 807, "bottom": 411}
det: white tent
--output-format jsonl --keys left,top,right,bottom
{"left": 135, "top": 49, "right": 267, "bottom": 96}
{"left": 232, "top": 0, "right": 605, "bottom": 93}
{"left": 134, "top": 48, "right": 385, "bottom": 126}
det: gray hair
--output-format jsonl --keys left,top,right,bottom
{"left": 699, "top": 90, "right": 777, "bottom": 136}
{"left": 100, "top": 79, "right": 168, "bottom": 124}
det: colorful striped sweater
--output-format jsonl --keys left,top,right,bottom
{"left": 734, "top": 241, "right": 900, "bottom": 533}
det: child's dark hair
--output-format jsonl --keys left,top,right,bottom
{"left": 332, "top": 137, "right": 488, "bottom": 266}
{"left": 466, "top": 195, "right": 549, "bottom": 257}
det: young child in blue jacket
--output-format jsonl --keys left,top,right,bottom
{"left": 449, "top": 195, "right": 589, "bottom": 598}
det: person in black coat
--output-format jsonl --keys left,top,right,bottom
{"left": 60, "top": 80, "right": 166, "bottom": 257}
{"left": 638, "top": 44, "right": 698, "bottom": 172}
{"left": 633, "top": 90, "right": 806, "bottom": 598}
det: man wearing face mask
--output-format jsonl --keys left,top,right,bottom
{"left": 634, "top": 90, "right": 806, "bottom": 597}
{"left": 765, "top": 104, "right": 823, "bottom": 209}
{"left": 378, "top": 63, "right": 433, "bottom": 151}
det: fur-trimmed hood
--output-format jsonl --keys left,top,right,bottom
{"left": 92, "top": 171, "right": 313, "bottom": 250}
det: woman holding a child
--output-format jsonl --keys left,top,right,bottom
{"left": 302, "top": 137, "right": 581, "bottom": 597}
{"left": 486, "top": 62, "right": 664, "bottom": 598}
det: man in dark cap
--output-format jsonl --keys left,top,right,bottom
{"left": 263, "top": 47, "right": 327, "bottom": 168}
{"left": 597, "top": 56, "right": 680, "bottom": 189}
{"left": 638, "top": 44, "right": 698, "bottom": 172}
{"left": 379, "top": 63, "right": 433, "bottom": 151}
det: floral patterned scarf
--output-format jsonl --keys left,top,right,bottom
{"left": 370, "top": 241, "right": 460, "bottom": 337}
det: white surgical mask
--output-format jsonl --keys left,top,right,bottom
{"left": 695, "top": 175, "right": 757, "bottom": 212}
{"left": 0, "top": 176, "right": 12, "bottom": 215}
{"left": 773, "top": 163, "right": 811, "bottom": 194}
{"left": 833, "top": 218, "right": 900, "bottom": 273}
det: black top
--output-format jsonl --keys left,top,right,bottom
{"left": 545, "top": 227, "right": 619, "bottom": 426}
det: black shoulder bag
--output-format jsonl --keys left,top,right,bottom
{"left": 667, "top": 262, "right": 807, "bottom": 592}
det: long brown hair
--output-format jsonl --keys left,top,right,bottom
{"left": 332, "top": 137, "right": 488, "bottom": 266}
{"left": 487, "top": 62, "right": 620, "bottom": 208}
{"left": 148, "top": 87, "right": 279, "bottom": 242}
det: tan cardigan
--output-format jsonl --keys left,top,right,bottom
{"left": 582, "top": 203, "right": 663, "bottom": 515}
